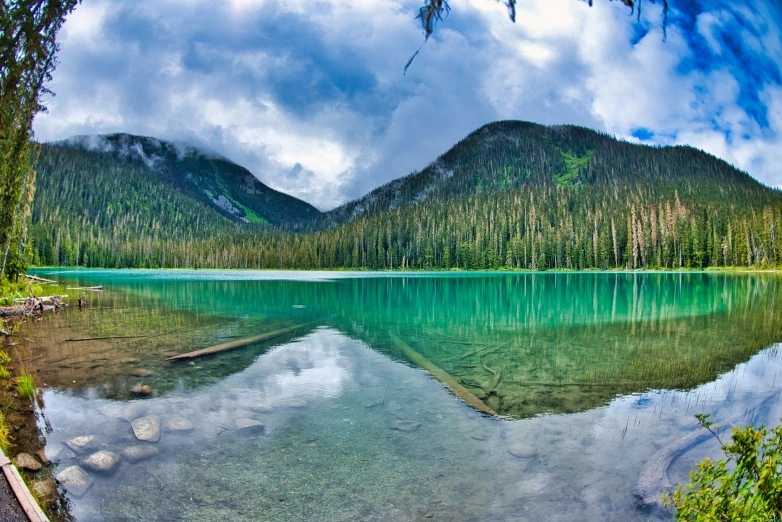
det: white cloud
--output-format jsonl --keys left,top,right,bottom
{"left": 35, "top": 0, "right": 782, "bottom": 208}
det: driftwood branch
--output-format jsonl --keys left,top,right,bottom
{"left": 24, "top": 274, "right": 56, "bottom": 284}
{"left": 66, "top": 286, "right": 103, "bottom": 291}
{"left": 0, "top": 295, "right": 67, "bottom": 317}
{"left": 167, "top": 322, "right": 318, "bottom": 361}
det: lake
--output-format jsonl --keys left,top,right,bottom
{"left": 15, "top": 270, "right": 782, "bottom": 521}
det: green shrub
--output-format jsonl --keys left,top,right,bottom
{"left": 0, "top": 366, "right": 9, "bottom": 380}
{"left": 15, "top": 373, "right": 35, "bottom": 399}
{"left": 0, "top": 411, "right": 10, "bottom": 452}
{"left": 664, "top": 414, "right": 782, "bottom": 521}
{"left": 0, "top": 350, "right": 10, "bottom": 365}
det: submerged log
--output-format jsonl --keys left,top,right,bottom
{"left": 637, "top": 391, "right": 779, "bottom": 506}
{"left": 66, "top": 286, "right": 103, "bottom": 291}
{"left": 66, "top": 336, "right": 141, "bottom": 342}
{"left": 389, "top": 334, "right": 498, "bottom": 417}
{"left": 167, "top": 322, "right": 318, "bottom": 361}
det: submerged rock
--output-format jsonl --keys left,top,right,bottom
{"left": 32, "top": 479, "right": 58, "bottom": 506}
{"left": 247, "top": 402, "right": 273, "bottom": 413}
{"left": 119, "top": 445, "right": 159, "bottom": 464}
{"left": 45, "top": 444, "right": 76, "bottom": 462}
{"left": 55, "top": 465, "right": 93, "bottom": 497}
{"left": 131, "top": 369, "right": 153, "bottom": 378}
{"left": 64, "top": 436, "right": 97, "bottom": 455}
{"left": 391, "top": 420, "right": 421, "bottom": 433}
{"left": 235, "top": 418, "right": 265, "bottom": 435}
{"left": 80, "top": 451, "right": 121, "bottom": 474}
{"left": 233, "top": 409, "right": 256, "bottom": 419}
{"left": 507, "top": 444, "right": 537, "bottom": 459}
{"left": 14, "top": 452, "right": 41, "bottom": 472}
{"left": 131, "top": 416, "right": 161, "bottom": 442}
{"left": 130, "top": 384, "right": 152, "bottom": 397}
{"left": 121, "top": 403, "right": 149, "bottom": 422}
{"left": 164, "top": 417, "right": 194, "bottom": 434}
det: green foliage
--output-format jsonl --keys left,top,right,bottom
{"left": 664, "top": 415, "right": 782, "bottom": 521}
{"left": 0, "top": 366, "right": 9, "bottom": 380}
{"left": 0, "top": 0, "right": 81, "bottom": 281}
{"left": 0, "top": 350, "right": 10, "bottom": 365}
{"left": 15, "top": 372, "right": 34, "bottom": 399}
{"left": 0, "top": 410, "right": 10, "bottom": 452}
{"left": 553, "top": 149, "right": 594, "bottom": 188}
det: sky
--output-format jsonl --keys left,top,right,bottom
{"left": 33, "top": 0, "right": 782, "bottom": 210}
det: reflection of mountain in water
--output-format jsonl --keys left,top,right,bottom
{"left": 22, "top": 272, "right": 782, "bottom": 419}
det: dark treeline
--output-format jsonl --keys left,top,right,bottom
{"left": 29, "top": 186, "right": 782, "bottom": 270}
{"left": 27, "top": 121, "right": 782, "bottom": 270}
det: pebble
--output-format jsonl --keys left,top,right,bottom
{"left": 164, "top": 417, "right": 195, "bottom": 434}
{"left": 80, "top": 450, "right": 121, "bottom": 474}
{"left": 14, "top": 452, "right": 41, "bottom": 472}
{"left": 55, "top": 465, "right": 93, "bottom": 497}
{"left": 130, "top": 384, "right": 152, "bottom": 397}
{"left": 119, "top": 445, "right": 159, "bottom": 464}
{"left": 131, "top": 416, "right": 161, "bottom": 442}
{"left": 131, "top": 369, "right": 153, "bottom": 378}
{"left": 391, "top": 420, "right": 421, "bottom": 432}
{"left": 119, "top": 358, "right": 140, "bottom": 364}
{"left": 235, "top": 418, "right": 265, "bottom": 436}
{"left": 64, "top": 436, "right": 97, "bottom": 455}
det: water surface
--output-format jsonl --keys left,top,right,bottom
{"left": 19, "top": 270, "right": 782, "bottom": 521}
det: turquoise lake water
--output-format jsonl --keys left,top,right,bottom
{"left": 17, "top": 270, "right": 782, "bottom": 521}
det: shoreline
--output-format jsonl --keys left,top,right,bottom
{"left": 27, "top": 266, "right": 782, "bottom": 275}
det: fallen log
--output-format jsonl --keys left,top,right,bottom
{"left": 14, "top": 295, "right": 67, "bottom": 304}
{"left": 167, "top": 322, "right": 318, "bottom": 361}
{"left": 389, "top": 334, "right": 497, "bottom": 417}
{"left": 637, "top": 391, "right": 779, "bottom": 506}
{"left": 66, "top": 286, "right": 103, "bottom": 291}
{"left": 25, "top": 274, "right": 56, "bottom": 284}
{"left": 66, "top": 335, "right": 141, "bottom": 342}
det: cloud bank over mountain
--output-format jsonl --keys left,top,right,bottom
{"left": 34, "top": 0, "right": 782, "bottom": 209}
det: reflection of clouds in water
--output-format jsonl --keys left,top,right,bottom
{"left": 233, "top": 328, "right": 353, "bottom": 404}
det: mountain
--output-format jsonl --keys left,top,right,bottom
{"left": 28, "top": 121, "right": 782, "bottom": 270}
{"left": 55, "top": 134, "right": 320, "bottom": 226}
{"left": 325, "top": 121, "right": 774, "bottom": 225}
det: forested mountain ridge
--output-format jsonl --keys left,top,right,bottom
{"left": 54, "top": 133, "right": 321, "bottom": 225}
{"left": 28, "top": 121, "right": 782, "bottom": 270}
{"left": 325, "top": 121, "right": 776, "bottom": 225}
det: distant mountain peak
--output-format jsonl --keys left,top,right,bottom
{"left": 57, "top": 133, "right": 234, "bottom": 168}
{"left": 50, "top": 132, "right": 320, "bottom": 227}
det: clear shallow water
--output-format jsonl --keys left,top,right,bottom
{"left": 18, "top": 270, "right": 782, "bottom": 521}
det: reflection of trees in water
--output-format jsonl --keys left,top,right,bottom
{"left": 20, "top": 273, "right": 782, "bottom": 418}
